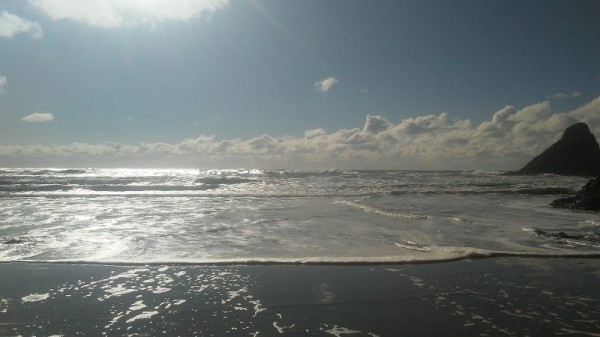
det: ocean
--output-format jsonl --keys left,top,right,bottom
{"left": 1, "top": 168, "right": 598, "bottom": 264}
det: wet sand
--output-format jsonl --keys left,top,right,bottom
{"left": 0, "top": 257, "right": 599, "bottom": 337}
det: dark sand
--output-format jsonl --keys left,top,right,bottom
{"left": 0, "top": 258, "right": 598, "bottom": 337}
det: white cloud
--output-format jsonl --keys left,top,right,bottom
{"left": 22, "top": 113, "right": 55, "bottom": 123}
{"left": 548, "top": 91, "right": 582, "bottom": 99}
{"left": 314, "top": 77, "right": 338, "bottom": 93}
{"left": 568, "top": 95, "right": 600, "bottom": 128}
{"left": 0, "top": 11, "right": 43, "bottom": 39}
{"left": 30, "top": 0, "right": 229, "bottom": 28}
{"left": 3, "top": 95, "right": 600, "bottom": 170}
{"left": 363, "top": 115, "right": 392, "bottom": 134}
{"left": 507, "top": 101, "right": 551, "bottom": 123}
{"left": 0, "top": 75, "right": 7, "bottom": 93}
{"left": 304, "top": 129, "right": 327, "bottom": 138}
{"left": 395, "top": 113, "right": 451, "bottom": 134}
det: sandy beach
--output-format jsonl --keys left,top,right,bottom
{"left": 0, "top": 257, "right": 598, "bottom": 337}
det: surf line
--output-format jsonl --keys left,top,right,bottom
{"left": 3, "top": 250, "right": 600, "bottom": 267}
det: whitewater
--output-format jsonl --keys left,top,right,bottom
{"left": 0, "top": 168, "right": 599, "bottom": 264}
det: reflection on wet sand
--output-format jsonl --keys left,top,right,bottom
{"left": 1, "top": 258, "right": 598, "bottom": 336}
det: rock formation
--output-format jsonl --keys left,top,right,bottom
{"left": 551, "top": 176, "right": 600, "bottom": 211}
{"left": 517, "top": 122, "right": 600, "bottom": 176}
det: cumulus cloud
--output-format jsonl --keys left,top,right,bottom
{"left": 363, "top": 115, "right": 392, "bottom": 134}
{"left": 0, "top": 75, "right": 7, "bottom": 93}
{"left": 30, "top": 0, "right": 229, "bottom": 28}
{"left": 3, "top": 95, "right": 600, "bottom": 170}
{"left": 507, "top": 101, "right": 551, "bottom": 123}
{"left": 568, "top": 95, "right": 600, "bottom": 128}
{"left": 22, "top": 113, "right": 55, "bottom": 123}
{"left": 0, "top": 11, "right": 43, "bottom": 39}
{"left": 314, "top": 77, "right": 338, "bottom": 93}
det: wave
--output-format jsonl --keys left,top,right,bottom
{"left": 4, "top": 234, "right": 599, "bottom": 266}
{"left": 0, "top": 184, "right": 74, "bottom": 192}
{"left": 194, "top": 177, "right": 259, "bottom": 185}
{"left": 87, "top": 185, "right": 219, "bottom": 192}
{"left": 509, "top": 187, "right": 575, "bottom": 195}
{"left": 342, "top": 201, "right": 431, "bottom": 219}
{"left": 0, "top": 168, "right": 584, "bottom": 194}
{"left": 236, "top": 169, "right": 358, "bottom": 178}
{"left": 0, "top": 184, "right": 220, "bottom": 193}
{"left": 525, "top": 228, "right": 600, "bottom": 249}
{"left": 5, "top": 248, "right": 600, "bottom": 266}
{"left": 390, "top": 187, "right": 575, "bottom": 196}
{"left": 4, "top": 168, "right": 92, "bottom": 175}
{"left": 0, "top": 189, "right": 377, "bottom": 198}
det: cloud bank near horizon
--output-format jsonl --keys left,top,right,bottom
{"left": 1, "top": 96, "right": 599, "bottom": 170}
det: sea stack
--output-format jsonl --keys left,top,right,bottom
{"left": 551, "top": 176, "right": 600, "bottom": 211}
{"left": 517, "top": 122, "right": 600, "bottom": 176}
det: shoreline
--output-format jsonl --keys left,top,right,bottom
{"left": 3, "top": 250, "right": 600, "bottom": 267}
{"left": 1, "top": 257, "right": 598, "bottom": 336}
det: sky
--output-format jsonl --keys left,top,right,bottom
{"left": 0, "top": 0, "right": 599, "bottom": 170}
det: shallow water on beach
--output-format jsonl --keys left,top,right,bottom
{"left": 0, "top": 168, "right": 599, "bottom": 264}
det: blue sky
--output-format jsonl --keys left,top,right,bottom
{"left": 0, "top": 0, "right": 599, "bottom": 169}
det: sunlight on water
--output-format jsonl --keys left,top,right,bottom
{"left": 0, "top": 168, "right": 598, "bottom": 264}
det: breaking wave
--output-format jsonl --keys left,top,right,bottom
{"left": 390, "top": 186, "right": 575, "bottom": 196}
{"left": 4, "top": 247, "right": 600, "bottom": 266}
{"left": 342, "top": 200, "right": 431, "bottom": 219}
